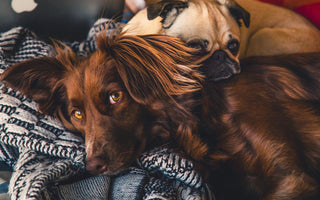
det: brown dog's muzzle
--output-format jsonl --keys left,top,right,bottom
{"left": 85, "top": 134, "right": 147, "bottom": 175}
{"left": 86, "top": 156, "right": 108, "bottom": 174}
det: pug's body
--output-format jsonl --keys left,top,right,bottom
{"left": 236, "top": 0, "right": 320, "bottom": 58}
{"left": 123, "top": 0, "right": 320, "bottom": 64}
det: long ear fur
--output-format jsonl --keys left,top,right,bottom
{"left": 96, "top": 33, "right": 203, "bottom": 105}
{"left": 97, "top": 33, "right": 207, "bottom": 159}
{"left": 0, "top": 43, "right": 76, "bottom": 115}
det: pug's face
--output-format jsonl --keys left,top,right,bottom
{"left": 143, "top": 0, "right": 250, "bottom": 81}
{"left": 163, "top": 1, "right": 242, "bottom": 80}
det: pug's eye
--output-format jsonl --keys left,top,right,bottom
{"left": 109, "top": 91, "right": 123, "bottom": 104}
{"left": 187, "top": 39, "right": 209, "bottom": 53}
{"left": 227, "top": 39, "right": 240, "bottom": 55}
{"left": 72, "top": 109, "right": 83, "bottom": 120}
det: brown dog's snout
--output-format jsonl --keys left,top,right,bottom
{"left": 86, "top": 156, "right": 108, "bottom": 174}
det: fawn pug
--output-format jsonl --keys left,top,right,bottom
{"left": 123, "top": 0, "right": 320, "bottom": 81}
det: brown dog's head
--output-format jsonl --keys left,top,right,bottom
{"left": 124, "top": 0, "right": 250, "bottom": 81}
{"left": 1, "top": 33, "right": 203, "bottom": 174}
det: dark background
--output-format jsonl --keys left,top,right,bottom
{"left": 0, "top": 0, "right": 125, "bottom": 42}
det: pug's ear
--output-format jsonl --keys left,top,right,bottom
{"left": 217, "top": 0, "right": 250, "bottom": 27}
{"left": 147, "top": 0, "right": 188, "bottom": 28}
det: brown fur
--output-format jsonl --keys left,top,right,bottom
{"left": 0, "top": 33, "right": 205, "bottom": 174}
{"left": 196, "top": 53, "right": 320, "bottom": 200}
{"left": 2, "top": 32, "right": 320, "bottom": 199}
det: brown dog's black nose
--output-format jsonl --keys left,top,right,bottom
{"left": 86, "top": 157, "right": 107, "bottom": 174}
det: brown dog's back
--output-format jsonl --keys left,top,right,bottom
{"left": 198, "top": 53, "right": 320, "bottom": 199}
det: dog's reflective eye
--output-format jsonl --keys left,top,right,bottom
{"left": 227, "top": 39, "right": 240, "bottom": 55}
{"left": 72, "top": 110, "right": 83, "bottom": 120}
{"left": 109, "top": 91, "right": 123, "bottom": 104}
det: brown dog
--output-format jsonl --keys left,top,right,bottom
{"left": 0, "top": 33, "right": 204, "bottom": 174}
{"left": 2, "top": 33, "right": 320, "bottom": 199}
{"left": 193, "top": 52, "right": 320, "bottom": 199}
{"left": 123, "top": 0, "right": 320, "bottom": 81}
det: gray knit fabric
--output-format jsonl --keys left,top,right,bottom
{"left": 0, "top": 26, "right": 87, "bottom": 200}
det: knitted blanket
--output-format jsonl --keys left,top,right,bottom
{"left": 0, "top": 19, "right": 213, "bottom": 200}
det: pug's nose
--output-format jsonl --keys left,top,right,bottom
{"left": 212, "top": 50, "right": 227, "bottom": 61}
{"left": 86, "top": 156, "right": 107, "bottom": 174}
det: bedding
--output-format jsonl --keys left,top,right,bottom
{"left": 0, "top": 19, "right": 212, "bottom": 200}
{"left": 259, "top": 0, "right": 320, "bottom": 28}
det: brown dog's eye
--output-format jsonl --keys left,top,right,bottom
{"left": 72, "top": 110, "right": 83, "bottom": 120}
{"left": 109, "top": 91, "right": 123, "bottom": 104}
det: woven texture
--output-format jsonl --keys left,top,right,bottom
{"left": 0, "top": 26, "right": 88, "bottom": 200}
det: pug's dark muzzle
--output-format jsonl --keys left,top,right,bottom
{"left": 201, "top": 50, "right": 240, "bottom": 81}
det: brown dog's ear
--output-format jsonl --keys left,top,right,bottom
{"left": 97, "top": 34, "right": 202, "bottom": 105}
{"left": 217, "top": 0, "right": 250, "bottom": 27}
{"left": 0, "top": 56, "right": 67, "bottom": 115}
{"left": 147, "top": 0, "right": 188, "bottom": 28}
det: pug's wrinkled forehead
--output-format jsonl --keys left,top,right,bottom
{"left": 145, "top": 0, "right": 249, "bottom": 54}
{"left": 146, "top": 0, "right": 250, "bottom": 28}
{"left": 123, "top": 0, "right": 250, "bottom": 81}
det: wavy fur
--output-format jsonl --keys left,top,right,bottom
{"left": 0, "top": 33, "right": 206, "bottom": 174}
